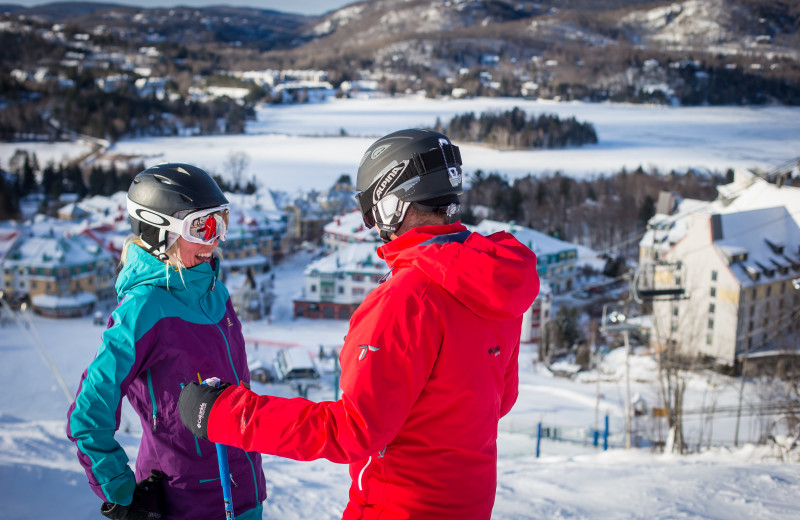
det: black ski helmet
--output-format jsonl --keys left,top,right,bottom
{"left": 127, "top": 163, "right": 229, "bottom": 257}
{"left": 355, "top": 129, "right": 463, "bottom": 241}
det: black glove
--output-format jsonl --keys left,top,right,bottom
{"left": 101, "top": 470, "right": 167, "bottom": 520}
{"left": 178, "top": 381, "right": 230, "bottom": 440}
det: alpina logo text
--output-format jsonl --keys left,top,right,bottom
{"left": 372, "top": 161, "right": 408, "bottom": 204}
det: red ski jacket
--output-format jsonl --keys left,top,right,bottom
{"left": 207, "top": 223, "right": 539, "bottom": 519}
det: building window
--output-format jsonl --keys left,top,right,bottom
{"left": 708, "top": 319, "right": 714, "bottom": 330}
{"left": 310, "top": 284, "right": 317, "bottom": 293}
{"left": 338, "top": 286, "right": 344, "bottom": 294}
{"left": 749, "top": 321, "right": 754, "bottom": 332}
{"left": 711, "top": 270, "right": 717, "bottom": 281}
{"left": 352, "top": 287, "right": 365, "bottom": 296}
{"left": 749, "top": 305, "right": 755, "bottom": 316}
{"left": 710, "top": 287, "right": 716, "bottom": 298}
{"left": 352, "top": 274, "right": 364, "bottom": 282}
{"left": 673, "top": 306, "right": 679, "bottom": 317}
{"left": 709, "top": 303, "right": 715, "bottom": 314}
{"left": 706, "top": 334, "right": 712, "bottom": 345}
{"left": 766, "top": 285, "right": 772, "bottom": 297}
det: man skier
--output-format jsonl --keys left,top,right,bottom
{"left": 179, "top": 129, "right": 540, "bottom": 519}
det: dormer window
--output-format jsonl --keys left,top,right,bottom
{"left": 764, "top": 238, "right": 784, "bottom": 255}
{"left": 744, "top": 265, "right": 760, "bottom": 281}
{"left": 755, "top": 261, "right": 775, "bottom": 277}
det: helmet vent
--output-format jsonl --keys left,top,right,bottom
{"left": 154, "top": 174, "right": 175, "bottom": 185}
{"left": 179, "top": 193, "right": 192, "bottom": 202}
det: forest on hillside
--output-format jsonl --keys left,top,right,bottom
{"left": 460, "top": 166, "right": 728, "bottom": 256}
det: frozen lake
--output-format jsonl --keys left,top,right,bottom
{"left": 2, "top": 96, "right": 799, "bottom": 193}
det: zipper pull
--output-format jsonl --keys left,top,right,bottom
{"left": 152, "top": 412, "right": 157, "bottom": 431}
{"left": 230, "top": 474, "right": 239, "bottom": 488}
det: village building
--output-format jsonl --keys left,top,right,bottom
{"left": 322, "top": 210, "right": 379, "bottom": 251}
{"left": 649, "top": 207, "right": 800, "bottom": 375}
{"left": 293, "top": 242, "right": 388, "bottom": 320}
{"left": 1, "top": 232, "right": 116, "bottom": 317}
{"left": 642, "top": 170, "right": 800, "bottom": 374}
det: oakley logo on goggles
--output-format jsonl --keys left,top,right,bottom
{"left": 128, "top": 199, "right": 229, "bottom": 244}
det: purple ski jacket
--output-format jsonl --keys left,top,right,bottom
{"left": 66, "top": 244, "right": 266, "bottom": 519}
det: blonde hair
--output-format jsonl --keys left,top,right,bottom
{"left": 120, "top": 235, "right": 222, "bottom": 290}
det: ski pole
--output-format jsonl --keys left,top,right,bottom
{"left": 201, "top": 377, "right": 235, "bottom": 520}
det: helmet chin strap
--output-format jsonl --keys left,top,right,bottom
{"left": 374, "top": 199, "right": 412, "bottom": 243}
{"left": 378, "top": 228, "right": 394, "bottom": 243}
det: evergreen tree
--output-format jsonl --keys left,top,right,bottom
{"left": 0, "top": 173, "right": 20, "bottom": 219}
{"left": 21, "top": 155, "right": 36, "bottom": 195}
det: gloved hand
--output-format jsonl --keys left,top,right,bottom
{"left": 178, "top": 381, "right": 230, "bottom": 440}
{"left": 100, "top": 470, "right": 167, "bottom": 520}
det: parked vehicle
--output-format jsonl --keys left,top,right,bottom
{"left": 273, "top": 348, "right": 320, "bottom": 382}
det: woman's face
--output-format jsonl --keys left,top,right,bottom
{"left": 175, "top": 236, "right": 217, "bottom": 268}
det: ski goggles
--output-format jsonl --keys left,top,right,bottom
{"left": 181, "top": 206, "right": 229, "bottom": 244}
{"left": 128, "top": 199, "right": 230, "bottom": 244}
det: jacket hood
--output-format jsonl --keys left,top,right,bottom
{"left": 378, "top": 223, "right": 539, "bottom": 320}
{"left": 116, "top": 243, "right": 219, "bottom": 303}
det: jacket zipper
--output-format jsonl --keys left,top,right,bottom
{"left": 146, "top": 369, "right": 157, "bottom": 431}
{"left": 202, "top": 294, "right": 261, "bottom": 502}
{"left": 214, "top": 323, "right": 240, "bottom": 384}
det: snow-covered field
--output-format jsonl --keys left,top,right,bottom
{"left": 1, "top": 97, "right": 800, "bottom": 518}
{"left": 1, "top": 247, "right": 799, "bottom": 519}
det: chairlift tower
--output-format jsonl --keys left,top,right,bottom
{"left": 599, "top": 300, "right": 646, "bottom": 450}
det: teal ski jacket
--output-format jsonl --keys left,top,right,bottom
{"left": 66, "top": 243, "right": 266, "bottom": 519}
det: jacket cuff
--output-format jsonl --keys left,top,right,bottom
{"left": 96, "top": 468, "right": 136, "bottom": 506}
{"left": 208, "top": 384, "right": 250, "bottom": 448}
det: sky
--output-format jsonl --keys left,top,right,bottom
{"left": 1, "top": 96, "right": 800, "bottom": 519}
{"left": 4, "top": 0, "right": 355, "bottom": 15}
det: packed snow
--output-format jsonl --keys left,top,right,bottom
{"left": 2, "top": 247, "right": 799, "bottom": 519}
{"left": 1, "top": 97, "right": 800, "bottom": 519}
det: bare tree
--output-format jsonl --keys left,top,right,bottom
{"left": 224, "top": 151, "right": 250, "bottom": 191}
